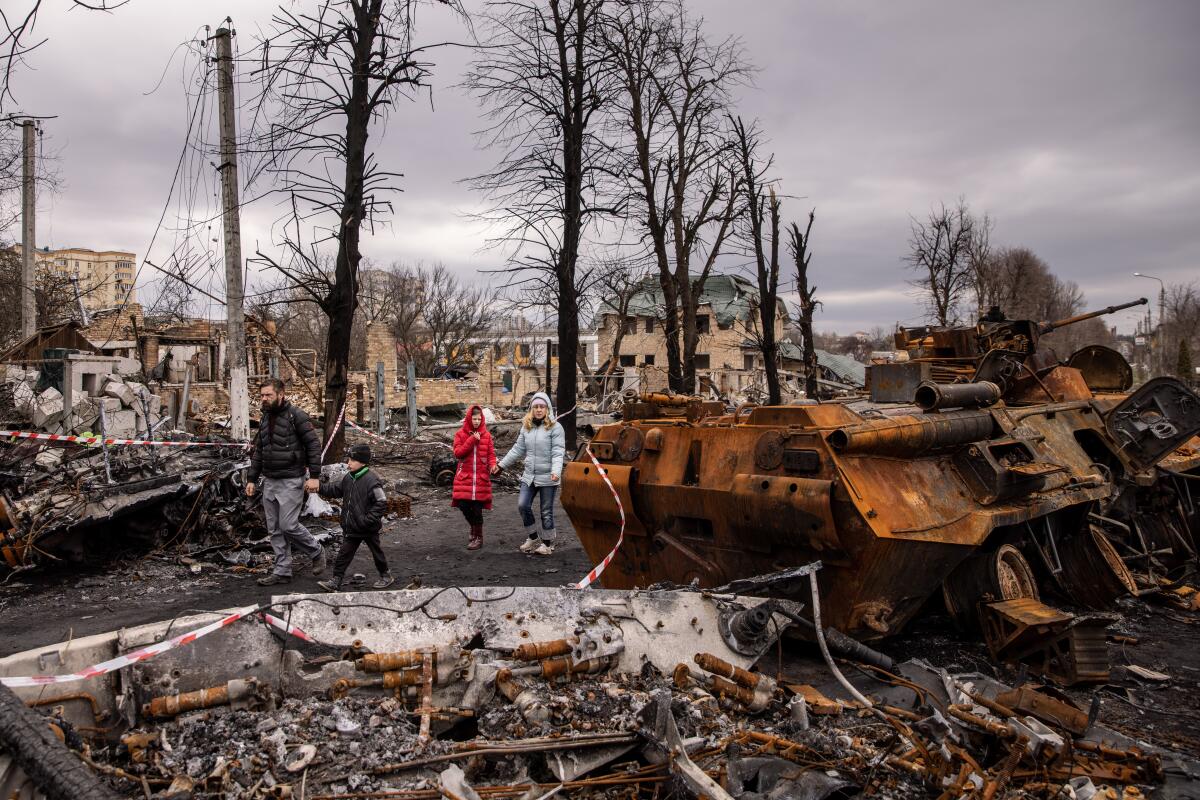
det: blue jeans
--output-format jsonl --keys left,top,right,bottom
{"left": 518, "top": 484, "right": 558, "bottom": 542}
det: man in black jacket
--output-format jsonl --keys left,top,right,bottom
{"left": 246, "top": 379, "right": 327, "bottom": 586}
{"left": 317, "top": 444, "right": 394, "bottom": 592}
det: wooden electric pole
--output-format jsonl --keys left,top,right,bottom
{"left": 214, "top": 27, "right": 250, "bottom": 441}
{"left": 21, "top": 119, "right": 36, "bottom": 339}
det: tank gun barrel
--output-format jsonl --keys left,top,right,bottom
{"left": 1038, "top": 297, "right": 1147, "bottom": 335}
{"left": 827, "top": 409, "right": 997, "bottom": 457}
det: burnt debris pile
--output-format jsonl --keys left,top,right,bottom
{"left": 2, "top": 585, "right": 1194, "bottom": 799}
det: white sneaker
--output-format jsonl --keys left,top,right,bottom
{"left": 534, "top": 542, "right": 555, "bottom": 556}
{"left": 519, "top": 537, "right": 540, "bottom": 554}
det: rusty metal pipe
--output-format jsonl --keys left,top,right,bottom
{"left": 357, "top": 650, "right": 431, "bottom": 673}
{"left": 693, "top": 653, "right": 764, "bottom": 689}
{"left": 947, "top": 703, "right": 1013, "bottom": 739}
{"left": 512, "top": 638, "right": 575, "bottom": 662}
{"left": 913, "top": 381, "right": 1001, "bottom": 411}
{"left": 828, "top": 410, "right": 996, "bottom": 456}
{"left": 707, "top": 675, "right": 759, "bottom": 707}
{"left": 26, "top": 691, "right": 104, "bottom": 723}
{"left": 640, "top": 393, "right": 691, "bottom": 407}
{"left": 381, "top": 668, "right": 428, "bottom": 689}
{"left": 539, "top": 654, "right": 613, "bottom": 678}
{"left": 141, "top": 679, "right": 257, "bottom": 719}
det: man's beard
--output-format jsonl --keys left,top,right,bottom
{"left": 261, "top": 399, "right": 280, "bottom": 413}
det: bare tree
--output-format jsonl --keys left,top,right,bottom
{"left": 603, "top": 0, "right": 746, "bottom": 393}
{"left": 732, "top": 117, "right": 781, "bottom": 404}
{"left": 466, "top": 0, "right": 616, "bottom": 448}
{"left": 1162, "top": 282, "right": 1199, "bottom": 381}
{"left": 387, "top": 263, "right": 498, "bottom": 378}
{"left": 595, "top": 258, "right": 648, "bottom": 378}
{"left": 249, "top": 0, "right": 462, "bottom": 460}
{"left": 966, "top": 211, "right": 994, "bottom": 318}
{"left": 905, "top": 198, "right": 976, "bottom": 326}
{"left": 247, "top": 275, "right": 332, "bottom": 378}
{"left": 1, "top": 0, "right": 127, "bottom": 110}
{"left": 788, "top": 210, "right": 819, "bottom": 399}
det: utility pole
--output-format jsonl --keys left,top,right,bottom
{"left": 214, "top": 27, "right": 250, "bottom": 441}
{"left": 21, "top": 119, "right": 36, "bottom": 339}
{"left": 406, "top": 362, "right": 418, "bottom": 438}
{"left": 1134, "top": 272, "right": 1166, "bottom": 377}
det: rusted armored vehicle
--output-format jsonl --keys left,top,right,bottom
{"left": 562, "top": 299, "right": 1200, "bottom": 676}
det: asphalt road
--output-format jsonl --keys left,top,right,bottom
{"left": 0, "top": 486, "right": 594, "bottom": 657}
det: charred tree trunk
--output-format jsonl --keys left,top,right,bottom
{"left": 789, "top": 213, "right": 820, "bottom": 400}
{"left": 759, "top": 195, "right": 781, "bottom": 405}
{"left": 660, "top": 276, "right": 683, "bottom": 392}
{"left": 678, "top": 278, "right": 697, "bottom": 394}
{"left": 319, "top": 4, "right": 374, "bottom": 463}
{"left": 734, "top": 117, "right": 781, "bottom": 405}
{"left": 551, "top": 0, "right": 590, "bottom": 450}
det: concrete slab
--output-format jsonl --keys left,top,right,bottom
{"left": 12, "top": 381, "right": 35, "bottom": 416}
{"left": 103, "top": 380, "right": 137, "bottom": 407}
{"left": 34, "top": 449, "right": 63, "bottom": 470}
{"left": 31, "top": 387, "right": 65, "bottom": 429}
{"left": 105, "top": 409, "right": 138, "bottom": 439}
{"left": 69, "top": 397, "right": 100, "bottom": 432}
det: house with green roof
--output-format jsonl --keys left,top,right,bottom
{"left": 594, "top": 273, "right": 787, "bottom": 395}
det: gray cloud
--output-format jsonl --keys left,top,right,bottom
{"left": 12, "top": 0, "right": 1199, "bottom": 332}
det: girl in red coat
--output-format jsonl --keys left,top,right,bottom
{"left": 452, "top": 405, "right": 496, "bottom": 550}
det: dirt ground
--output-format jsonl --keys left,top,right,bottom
{"left": 0, "top": 482, "right": 594, "bottom": 658}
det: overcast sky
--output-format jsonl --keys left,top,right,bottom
{"left": 12, "top": 0, "right": 1199, "bottom": 333}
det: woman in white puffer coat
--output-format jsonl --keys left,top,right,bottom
{"left": 493, "top": 392, "right": 565, "bottom": 555}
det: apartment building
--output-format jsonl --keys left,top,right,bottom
{"left": 33, "top": 247, "right": 137, "bottom": 311}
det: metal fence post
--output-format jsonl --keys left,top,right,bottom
{"left": 406, "top": 362, "right": 418, "bottom": 438}
{"left": 375, "top": 361, "right": 386, "bottom": 435}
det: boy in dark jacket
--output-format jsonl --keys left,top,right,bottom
{"left": 317, "top": 444, "right": 395, "bottom": 592}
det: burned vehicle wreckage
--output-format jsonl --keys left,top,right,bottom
{"left": 1, "top": 299, "right": 1199, "bottom": 800}
{"left": 0, "top": 439, "right": 255, "bottom": 574}
{"left": 564, "top": 298, "right": 1200, "bottom": 676}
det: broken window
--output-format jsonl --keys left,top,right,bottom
{"left": 518, "top": 344, "right": 531, "bottom": 358}
{"left": 695, "top": 354, "right": 710, "bottom": 369}
{"left": 744, "top": 354, "right": 755, "bottom": 371}
{"left": 619, "top": 354, "right": 636, "bottom": 367}
{"left": 645, "top": 318, "right": 654, "bottom": 334}
{"left": 623, "top": 317, "right": 637, "bottom": 335}
{"left": 644, "top": 354, "right": 655, "bottom": 366}
{"left": 697, "top": 315, "right": 711, "bottom": 334}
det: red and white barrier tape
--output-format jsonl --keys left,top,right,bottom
{"left": 320, "top": 401, "right": 349, "bottom": 461}
{"left": 345, "top": 418, "right": 453, "bottom": 449}
{"left": 0, "top": 606, "right": 318, "bottom": 688}
{"left": 0, "top": 604, "right": 263, "bottom": 687}
{"left": 0, "top": 430, "right": 246, "bottom": 448}
{"left": 574, "top": 445, "right": 625, "bottom": 590}
{"left": 260, "top": 611, "right": 314, "bottom": 643}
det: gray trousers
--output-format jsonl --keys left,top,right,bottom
{"left": 262, "top": 476, "right": 322, "bottom": 577}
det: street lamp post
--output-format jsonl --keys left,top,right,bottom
{"left": 1134, "top": 273, "right": 1166, "bottom": 376}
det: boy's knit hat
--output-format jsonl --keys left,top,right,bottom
{"left": 349, "top": 443, "right": 371, "bottom": 465}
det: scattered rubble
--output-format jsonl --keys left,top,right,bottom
{"left": 1, "top": 577, "right": 1195, "bottom": 799}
